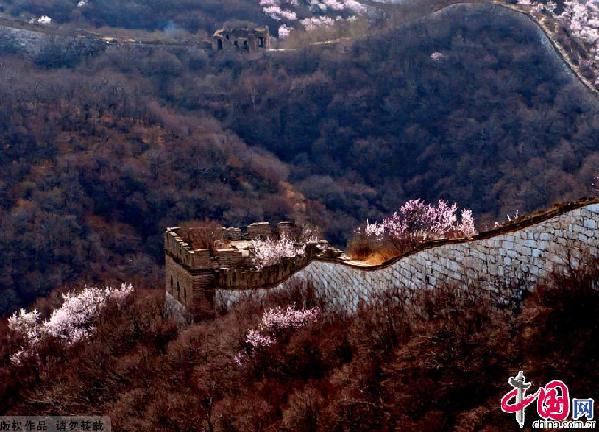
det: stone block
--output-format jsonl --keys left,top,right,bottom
{"left": 247, "top": 222, "right": 271, "bottom": 239}
{"left": 587, "top": 203, "right": 599, "bottom": 214}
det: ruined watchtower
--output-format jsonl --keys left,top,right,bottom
{"left": 164, "top": 222, "right": 335, "bottom": 321}
{"left": 212, "top": 23, "right": 270, "bottom": 52}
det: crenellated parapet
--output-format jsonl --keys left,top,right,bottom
{"left": 167, "top": 199, "right": 599, "bottom": 321}
{"left": 164, "top": 227, "right": 212, "bottom": 269}
{"left": 164, "top": 221, "right": 341, "bottom": 320}
{"left": 165, "top": 221, "right": 329, "bottom": 271}
{"left": 217, "top": 199, "right": 599, "bottom": 312}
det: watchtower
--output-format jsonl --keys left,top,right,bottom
{"left": 164, "top": 221, "right": 334, "bottom": 321}
{"left": 212, "top": 23, "right": 270, "bottom": 52}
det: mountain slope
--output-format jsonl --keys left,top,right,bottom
{"left": 207, "top": 4, "right": 598, "bottom": 240}
{"left": 0, "top": 3, "right": 598, "bottom": 314}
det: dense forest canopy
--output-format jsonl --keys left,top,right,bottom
{"left": 215, "top": 6, "right": 598, "bottom": 235}
{"left": 0, "top": 0, "right": 273, "bottom": 32}
{"left": 0, "top": 3, "right": 597, "bottom": 315}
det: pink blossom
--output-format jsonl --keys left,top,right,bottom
{"left": 235, "top": 305, "right": 320, "bottom": 365}
{"left": 301, "top": 16, "right": 336, "bottom": 31}
{"left": 7, "top": 309, "right": 42, "bottom": 347}
{"left": 234, "top": 352, "right": 248, "bottom": 366}
{"left": 7, "top": 283, "right": 133, "bottom": 365}
{"left": 430, "top": 51, "right": 445, "bottom": 61}
{"left": 264, "top": 5, "right": 298, "bottom": 20}
{"left": 261, "top": 305, "right": 321, "bottom": 330}
{"left": 246, "top": 329, "right": 275, "bottom": 348}
{"left": 344, "top": 0, "right": 366, "bottom": 13}
{"left": 323, "top": 0, "right": 346, "bottom": 11}
{"left": 278, "top": 24, "right": 293, "bottom": 38}
{"left": 259, "top": 0, "right": 366, "bottom": 33}
{"left": 362, "top": 199, "right": 477, "bottom": 242}
{"left": 251, "top": 235, "right": 304, "bottom": 269}
{"left": 458, "top": 209, "right": 477, "bottom": 237}
{"left": 556, "top": 0, "right": 599, "bottom": 75}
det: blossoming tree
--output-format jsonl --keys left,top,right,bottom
{"left": 235, "top": 305, "right": 320, "bottom": 365}
{"left": 349, "top": 199, "right": 476, "bottom": 261}
{"left": 256, "top": 0, "right": 368, "bottom": 38}
{"left": 251, "top": 226, "right": 320, "bottom": 269}
{"left": 8, "top": 283, "right": 133, "bottom": 365}
{"left": 522, "top": 0, "right": 599, "bottom": 86}
{"left": 364, "top": 199, "right": 477, "bottom": 241}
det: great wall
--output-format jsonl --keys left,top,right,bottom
{"left": 165, "top": 198, "right": 599, "bottom": 320}
{"left": 2, "top": 4, "right": 597, "bottom": 318}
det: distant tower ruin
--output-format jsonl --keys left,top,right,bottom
{"left": 212, "top": 23, "right": 270, "bottom": 52}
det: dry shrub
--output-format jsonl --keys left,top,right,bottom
{"left": 519, "top": 256, "right": 599, "bottom": 398}
{"left": 260, "top": 279, "right": 324, "bottom": 311}
{"left": 347, "top": 233, "right": 422, "bottom": 264}
{"left": 1, "top": 258, "right": 598, "bottom": 431}
{"left": 225, "top": 279, "right": 326, "bottom": 324}
{"left": 281, "top": 386, "right": 324, "bottom": 432}
{"left": 347, "top": 234, "right": 405, "bottom": 264}
{"left": 346, "top": 234, "right": 376, "bottom": 261}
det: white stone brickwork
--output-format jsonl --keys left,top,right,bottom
{"left": 216, "top": 203, "right": 599, "bottom": 311}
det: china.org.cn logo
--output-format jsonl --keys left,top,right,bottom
{"left": 500, "top": 371, "right": 595, "bottom": 429}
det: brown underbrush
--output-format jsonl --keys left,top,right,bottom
{"left": 1, "top": 261, "right": 597, "bottom": 431}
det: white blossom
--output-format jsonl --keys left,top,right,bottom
{"left": 36, "top": 15, "right": 52, "bottom": 25}
{"left": 556, "top": 0, "right": 599, "bottom": 79}
{"left": 235, "top": 305, "right": 320, "bottom": 365}
{"left": 7, "top": 284, "right": 133, "bottom": 365}
{"left": 301, "top": 16, "right": 336, "bottom": 31}
{"left": 430, "top": 51, "right": 446, "bottom": 61}
{"left": 278, "top": 24, "right": 293, "bottom": 38}
{"left": 362, "top": 200, "right": 477, "bottom": 242}
{"left": 251, "top": 235, "right": 305, "bottom": 269}
{"left": 263, "top": 5, "right": 298, "bottom": 20}
{"left": 258, "top": 0, "right": 366, "bottom": 33}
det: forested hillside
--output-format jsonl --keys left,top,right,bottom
{"left": 0, "top": 62, "right": 296, "bottom": 314}
{"left": 1, "top": 264, "right": 597, "bottom": 430}
{"left": 210, "top": 5, "right": 599, "bottom": 242}
{"left": 0, "top": 3, "right": 597, "bottom": 315}
{"left": 0, "top": 0, "right": 271, "bottom": 33}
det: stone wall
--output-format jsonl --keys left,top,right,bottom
{"left": 0, "top": 21, "right": 108, "bottom": 62}
{"left": 215, "top": 201, "right": 599, "bottom": 312}
{"left": 164, "top": 222, "right": 339, "bottom": 319}
{"left": 165, "top": 254, "right": 216, "bottom": 318}
{"left": 212, "top": 25, "right": 270, "bottom": 52}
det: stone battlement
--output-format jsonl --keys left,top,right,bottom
{"left": 164, "top": 221, "right": 341, "bottom": 319}
{"left": 212, "top": 24, "right": 270, "bottom": 52}
{"left": 166, "top": 198, "right": 599, "bottom": 320}
{"left": 164, "top": 221, "right": 326, "bottom": 271}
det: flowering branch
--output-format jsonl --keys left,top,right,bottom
{"left": 235, "top": 305, "right": 320, "bottom": 365}
{"left": 363, "top": 199, "right": 477, "bottom": 243}
{"left": 7, "top": 283, "right": 133, "bottom": 365}
{"left": 251, "top": 226, "right": 319, "bottom": 269}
